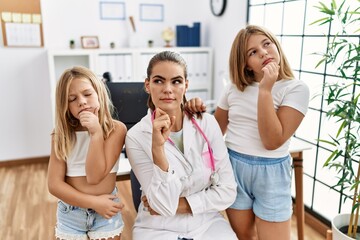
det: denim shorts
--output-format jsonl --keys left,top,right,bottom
{"left": 55, "top": 187, "right": 124, "bottom": 240}
{"left": 228, "top": 149, "right": 293, "bottom": 222}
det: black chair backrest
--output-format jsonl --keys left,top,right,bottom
{"left": 106, "top": 80, "right": 146, "bottom": 211}
{"left": 106, "top": 81, "right": 148, "bottom": 130}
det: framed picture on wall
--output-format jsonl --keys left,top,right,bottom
{"left": 81, "top": 36, "right": 99, "bottom": 49}
{"left": 99, "top": 2, "right": 126, "bottom": 20}
{"left": 140, "top": 4, "right": 164, "bottom": 22}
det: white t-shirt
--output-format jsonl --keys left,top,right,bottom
{"left": 218, "top": 79, "right": 310, "bottom": 158}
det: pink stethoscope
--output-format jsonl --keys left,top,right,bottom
{"left": 151, "top": 110, "right": 219, "bottom": 186}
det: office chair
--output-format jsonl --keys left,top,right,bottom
{"left": 105, "top": 76, "right": 147, "bottom": 212}
{"left": 102, "top": 72, "right": 112, "bottom": 82}
{"left": 122, "top": 147, "right": 141, "bottom": 212}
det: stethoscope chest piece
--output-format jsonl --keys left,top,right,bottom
{"left": 210, "top": 172, "right": 219, "bottom": 186}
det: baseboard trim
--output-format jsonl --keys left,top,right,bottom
{"left": 305, "top": 210, "right": 331, "bottom": 237}
{"left": 293, "top": 203, "right": 331, "bottom": 238}
{"left": 0, "top": 156, "right": 49, "bottom": 167}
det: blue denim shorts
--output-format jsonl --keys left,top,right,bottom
{"left": 228, "top": 149, "right": 293, "bottom": 222}
{"left": 55, "top": 187, "right": 124, "bottom": 240}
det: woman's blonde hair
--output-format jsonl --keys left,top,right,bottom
{"left": 229, "top": 25, "right": 294, "bottom": 91}
{"left": 53, "top": 66, "right": 115, "bottom": 161}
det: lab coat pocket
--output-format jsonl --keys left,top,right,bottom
{"left": 201, "top": 143, "right": 213, "bottom": 168}
{"left": 202, "top": 150, "right": 212, "bottom": 169}
{"left": 201, "top": 145, "right": 213, "bottom": 184}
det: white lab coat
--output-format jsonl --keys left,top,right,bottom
{"left": 125, "top": 110, "right": 237, "bottom": 240}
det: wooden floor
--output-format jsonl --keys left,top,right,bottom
{"left": 0, "top": 162, "right": 324, "bottom": 240}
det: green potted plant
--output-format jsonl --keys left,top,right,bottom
{"left": 312, "top": 0, "right": 360, "bottom": 239}
{"left": 69, "top": 39, "right": 75, "bottom": 49}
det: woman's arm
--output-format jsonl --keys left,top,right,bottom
{"left": 129, "top": 115, "right": 236, "bottom": 216}
{"left": 142, "top": 195, "right": 192, "bottom": 215}
{"left": 151, "top": 108, "right": 176, "bottom": 171}
{"left": 184, "top": 115, "right": 237, "bottom": 215}
{"left": 47, "top": 136, "right": 123, "bottom": 218}
{"left": 126, "top": 129, "right": 183, "bottom": 217}
{"left": 86, "top": 120, "right": 126, "bottom": 184}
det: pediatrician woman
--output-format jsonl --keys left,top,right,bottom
{"left": 125, "top": 51, "right": 237, "bottom": 240}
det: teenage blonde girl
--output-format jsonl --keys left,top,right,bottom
{"left": 48, "top": 66, "right": 127, "bottom": 240}
{"left": 187, "top": 25, "right": 310, "bottom": 240}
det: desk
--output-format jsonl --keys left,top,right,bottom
{"left": 116, "top": 153, "right": 131, "bottom": 181}
{"left": 289, "top": 138, "right": 312, "bottom": 240}
{"left": 116, "top": 138, "right": 312, "bottom": 239}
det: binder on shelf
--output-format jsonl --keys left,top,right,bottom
{"left": 176, "top": 25, "right": 187, "bottom": 47}
{"left": 189, "top": 22, "right": 200, "bottom": 46}
{"left": 124, "top": 54, "right": 133, "bottom": 82}
{"left": 176, "top": 22, "right": 200, "bottom": 47}
{"left": 115, "top": 55, "right": 124, "bottom": 82}
{"left": 199, "top": 53, "right": 208, "bottom": 84}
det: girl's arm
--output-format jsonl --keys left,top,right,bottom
{"left": 214, "top": 107, "right": 229, "bottom": 135}
{"left": 184, "top": 97, "right": 207, "bottom": 114}
{"left": 86, "top": 120, "right": 127, "bottom": 184}
{"left": 185, "top": 98, "right": 230, "bottom": 136}
{"left": 258, "top": 95, "right": 304, "bottom": 150}
{"left": 257, "top": 62, "right": 308, "bottom": 150}
{"left": 47, "top": 136, "right": 123, "bottom": 218}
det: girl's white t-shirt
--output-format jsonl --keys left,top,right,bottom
{"left": 218, "top": 79, "right": 310, "bottom": 158}
{"left": 66, "top": 131, "right": 119, "bottom": 176}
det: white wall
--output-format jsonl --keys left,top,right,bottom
{"left": 207, "top": 0, "right": 248, "bottom": 100}
{"left": 0, "top": 48, "right": 52, "bottom": 161}
{"left": 41, "top": 0, "right": 209, "bottom": 49}
{"left": 0, "top": 0, "right": 247, "bottom": 161}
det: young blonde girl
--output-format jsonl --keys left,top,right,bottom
{"left": 48, "top": 66, "right": 127, "bottom": 240}
{"left": 187, "top": 25, "right": 310, "bottom": 240}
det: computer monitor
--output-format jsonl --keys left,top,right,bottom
{"left": 106, "top": 82, "right": 148, "bottom": 130}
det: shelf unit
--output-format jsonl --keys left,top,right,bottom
{"left": 47, "top": 47, "right": 213, "bottom": 123}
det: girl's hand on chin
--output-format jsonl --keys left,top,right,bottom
{"left": 79, "top": 106, "right": 101, "bottom": 136}
{"left": 260, "top": 62, "right": 279, "bottom": 90}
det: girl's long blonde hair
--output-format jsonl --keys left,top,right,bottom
{"left": 53, "top": 66, "right": 115, "bottom": 161}
{"left": 229, "top": 25, "right": 294, "bottom": 91}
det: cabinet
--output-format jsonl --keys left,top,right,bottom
{"left": 47, "top": 47, "right": 213, "bottom": 122}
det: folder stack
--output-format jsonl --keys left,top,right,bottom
{"left": 176, "top": 22, "right": 200, "bottom": 47}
